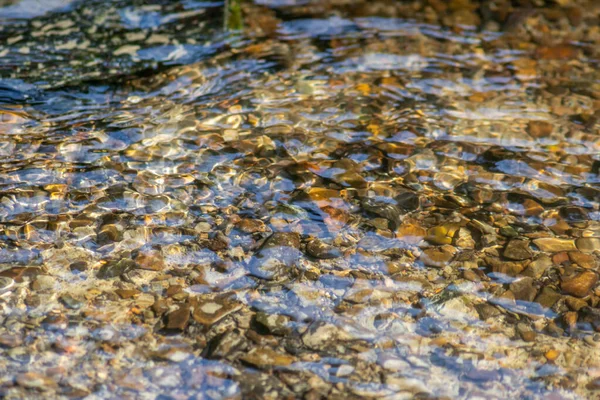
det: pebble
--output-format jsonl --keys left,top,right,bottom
{"left": 561, "top": 271, "right": 598, "bottom": 298}
{"left": 522, "top": 255, "right": 552, "bottom": 278}
{"left": 97, "top": 259, "right": 137, "bottom": 279}
{"left": 545, "top": 349, "right": 560, "bottom": 362}
{"left": 509, "top": 277, "right": 537, "bottom": 302}
{"left": 419, "top": 245, "right": 457, "bottom": 268}
{"left": 535, "top": 287, "right": 562, "bottom": 308}
{"left": 537, "top": 44, "right": 578, "bottom": 60}
{"left": 166, "top": 304, "right": 190, "bottom": 331}
{"left": 0, "top": 334, "right": 23, "bottom": 348}
{"left": 236, "top": 218, "right": 267, "bottom": 233}
{"left": 152, "top": 298, "right": 170, "bottom": 317}
{"left": 241, "top": 347, "right": 296, "bottom": 368}
{"left": 255, "top": 312, "right": 292, "bottom": 336}
{"left": 577, "top": 238, "right": 600, "bottom": 254}
{"left": 426, "top": 223, "right": 459, "bottom": 245}
{"left": 533, "top": 238, "right": 577, "bottom": 252}
{"left": 569, "top": 252, "right": 596, "bottom": 269}
{"left": 396, "top": 222, "right": 426, "bottom": 244}
{"left": 517, "top": 323, "right": 536, "bottom": 342}
{"left": 60, "top": 293, "right": 84, "bottom": 309}
{"left": 115, "top": 289, "right": 141, "bottom": 299}
{"left": 31, "top": 275, "right": 55, "bottom": 291}
{"left": 135, "top": 250, "right": 165, "bottom": 271}
{"left": 302, "top": 322, "right": 350, "bottom": 350}
{"left": 0, "top": 276, "right": 15, "bottom": 294}
{"left": 527, "top": 121, "right": 553, "bottom": 138}
{"left": 565, "top": 296, "right": 587, "bottom": 311}
{"left": 16, "top": 372, "right": 56, "bottom": 391}
{"left": 69, "top": 261, "right": 88, "bottom": 272}
{"left": 306, "top": 238, "right": 342, "bottom": 259}
{"left": 191, "top": 296, "right": 242, "bottom": 326}
{"left": 504, "top": 239, "right": 534, "bottom": 260}
{"left": 250, "top": 232, "right": 302, "bottom": 280}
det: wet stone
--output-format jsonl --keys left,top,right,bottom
{"left": 241, "top": 347, "right": 296, "bottom": 368}
{"left": 426, "top": 223, "right": 459, "bottom": 245}
{"left": 97, "top": 259, "right": 137, "bottom": 279}
{"left": 1, "top": 1, "right": 600, "bottom": 398}
{"left": 302, "top": 322, "right": 351, "bottom": 350}
{"left": 500, "top": 226, "right": 519, "bottom": 238}
{"left": 191, "top": 296, "right": 242, "bottom": 326}
{"left": 31, "top": 275, "right": 55, "bottom": 291}
{"left": 517, "top": 323, "right": 536, "bottom": 342}
{"left": 135, "top": 250, "right": 165, "bottom": 271}
{"left": 569, "top": 252, "right": 596, "bottom": 269}
{"left": 69, "top": 261, "right": 88, "bottom": 272}
{"left": 535, "top": 287, "right": 562, "bottom": 308}
{"left": 360, "top": 198, "right": 403, "bottom": 230}
{"left": 250, "top": 232, "right": 302, "bottom": 280}
{"left": 565, "top": 296, "right": 587, "bottom": 311}
{"left": 16, "top": 372, "right": 57, "bottom": 391}
{"left": 59, "top": 294, "right": 84, "bottom": 309}
{"left": 561, "top": 271, "right": 598, "bottom": 298}
{"left": 152, "top": 298, "right": 170, "bottom": 317}
{"left": 509, "top": 277, "right": 537, "bottom": 302}
{"left": 396, "top": 222, "right": 426, "bottom": 245}
{"left": 255, "top": 312, "right": 292, "bottom": 336}
{"left": 577, "top": 238, "right": 600, "bottom": 254}
{"left": 527, "top": 121, "right": 553, "bottom": 138}
{"left": 306, "top": 238, "right": 342, "bottom": 259}
{"left": 420, "top": 245, "right": 457, "bottom": 268}
{"left": 0, "top": 276, "right": 15, "bottom": 295}
{"left": 115, "top": 289, "right": 141, "bottom": 299}
{"left": 504, "top": 239, "right": 534, "bottom": 261}
{"left": 533, "top": 238, "right": 577, "bottom": 253}
{"left": 0, "top": 334, "right": 23, "bottom": 348}
{"left": 522, "top": 255, "right": 553, "bottom": 278}
{"left": 236, "top": 218, "right": 267, "bottom": 233}
{"left": 166, "top": 304, "right": 191, "bottom": 331}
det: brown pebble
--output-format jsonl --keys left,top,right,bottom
{"left": 536, "top": 44, "right": 579, "bottom": 60}
{"left": 504, "top": 239, "right": 534, "bottom": 261}
{"left": 115, "top": 289, "right": 140, "bottom": 299}
{"left": 521, "top": 330, "right": 536, "bottom": 342}
{"left": 152, "top": 298, "right": 170, "bottom": 317}
{"left": 166, "top": 304, "right": 190, "bottom": 331}
{"left": 0, "top": 334, "right": 22, "bottom": 348}
{"left": 236, "top": 218, "right": 267, "bottom": 233}
{"left": 545, "top": 349, "right": 560, "bottom": 362}
{"left": 553, "top": 252, "right": 570, "bottom": 265}
{"left": 569, "top": 252, "right": 596, "bottom": 269}
{"left": 565, "top": 296, "right": 587, "bottom": 311}
{"left": 527, "top": 121, "right": 554, "bottom": 138}
{"left": 420, "top": 245, "right": 457, "bottom": 267}
{"left": 561, "top": 271, "right": 598, "bottom": 298}
{"left": 509, "top": 277, "right": 537, "bottom": 302}
{"left": 69, "top": 261, "right": 88, "bottom": 272}
{"left": 16, "top": 372, "right": 56, "bottom": 390}
{"left": 576, "top": 238, "right": 600, "bottom": 253}
{"left": 534, "top": 238, "right": 576, "bottom": 253}
{"left": 564, "top": 311, "right": 578, "bottom": 330}
{"left": 135, "top": 250, "right": 165, "bottom": 271}
{"left": 166, "top": 285, "right": 183, "bottom": 297}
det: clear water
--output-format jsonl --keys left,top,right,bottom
{"left": 1, "top": 0, "right": 600, "bottom": 398}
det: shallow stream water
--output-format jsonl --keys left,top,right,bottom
{"left": 1, "top": 0, "right": 600, "bottom": 398}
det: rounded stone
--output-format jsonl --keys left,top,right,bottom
{"left": 561, "top": 271, "right": 598, "bottom": 298}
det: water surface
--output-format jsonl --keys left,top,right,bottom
{"left": 1, "top": 0, "right": 600, "bottom": 398}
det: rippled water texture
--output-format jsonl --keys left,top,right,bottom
{"left": 1, "top": 0, "right": 600, "bottom": 398}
